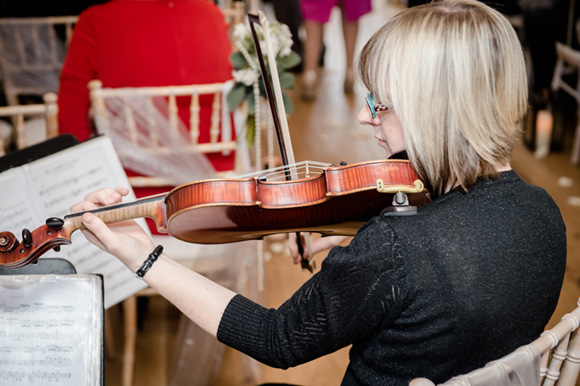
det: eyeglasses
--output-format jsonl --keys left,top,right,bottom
{"left": 365, "top": 93, "right": 389, "bottom": 119}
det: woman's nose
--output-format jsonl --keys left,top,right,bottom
{"left": 358, "top": 105, "right": 379, "bottom": 126}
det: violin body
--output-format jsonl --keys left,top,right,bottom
{"left": 165, "top": 159, "right": 428, "bottom": 243}
{"left": 0, "top": 159, "right": 429, "bottom": 268}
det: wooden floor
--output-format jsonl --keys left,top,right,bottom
{"left": 103, "top": 2, "right": 580, "bottom": 385}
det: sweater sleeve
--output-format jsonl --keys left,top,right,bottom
{"left": 217, "top": 217, "right": 408, "bottom": 369}
{"left": 57, "top": 9, "right": 99, "bottom": 141}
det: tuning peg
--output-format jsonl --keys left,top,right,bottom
{"left": 22, "top": 229, "right": 33, "bottom": 248}
{"left": 46, "top": 217, "right": 64, "bottom": 230}
{"left": 53, "top": 247, "right": 61, "bottom": 252}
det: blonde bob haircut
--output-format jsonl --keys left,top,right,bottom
{"left": 358, "top": 0, "right": 528, "bottom": 196}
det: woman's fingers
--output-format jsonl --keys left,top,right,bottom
{"left": 71, "top": 186, "right": 129, "bottom": 213}
{"left": 69, "top": 186, "right": 157, "bottom": 272}
{"left": 287, "top": 233, "right": 301, "bottom": 264}
{"left": 83, "top": 186, "right": 128, "bottom": 206}
{"left": 287, "top": 234, "right": 350, "bottom": 265}
{"left": 311, "top": 236, "right": 349, "bottom": 256}
{"left": 70, "top": 200, "right": 99, "bottom": 213}
{"left": 81, "top": 212, "right": 119, "bottom": 252}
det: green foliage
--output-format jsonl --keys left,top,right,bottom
{"left": 277, "top": 51, "right": 301, "bottom": 71}
{"left": 230, "top": 51, "right": 247, "bottom": 70}
{"left": 226, "top": 83, "right": 246, "bottom": 113}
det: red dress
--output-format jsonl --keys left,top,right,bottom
{"left": 58, "top": 0, "right": 235, "bottom": 232}
{"left": 300, "top": 0, "right": 371, "bottom": 23}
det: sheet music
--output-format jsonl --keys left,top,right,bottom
{"left": 0, "top": 169, "right": 43, "bottom": 240}
{"left": 0, "top": 274, "right": 102, "bottom": 386}
{"left": 0, "top": 136, "right": 147, "bottom": 308}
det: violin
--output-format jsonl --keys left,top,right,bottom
{"left": 0, "top": 158, "right": 428, "bottom": 268}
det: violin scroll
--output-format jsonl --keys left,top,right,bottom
{"left": 0, "top": 219, "right": 72, "bottom": 269}
{"left": 0, "top": 231, "right": 18, "bottom": 253}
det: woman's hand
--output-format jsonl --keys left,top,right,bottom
{"left": 288, "top": 233, "right": 349, "bottom": 264}
{"left": 70, "top": 186, "right": 156, "bottom": 273}
{"left": 72, "top": 187, "right": 237, "bottom": 337}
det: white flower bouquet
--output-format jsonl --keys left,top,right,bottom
{"left": 226, "top": 20, "right": 301, "bottom": 145}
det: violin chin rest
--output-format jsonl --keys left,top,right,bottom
{"left": 380, "top": 191, "right": 418, "bottom": 217}
{"left": 381, "top": 206, "right": 418, "bottom": 217}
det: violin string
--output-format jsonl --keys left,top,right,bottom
{"left": 236, "top": 160, "right": 330, "bottom": 180}
{"left": 259, "top": 162, "right": 328, "bottom": 181}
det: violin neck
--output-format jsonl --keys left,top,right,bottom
{"left": 63, "top": 194, "right": 167, "bottom": 234}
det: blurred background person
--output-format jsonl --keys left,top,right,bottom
{"left": 299, "top": 0, "right": 371, "bottom": 101}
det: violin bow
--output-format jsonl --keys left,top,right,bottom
{"left": 247, "top": 12, "right": 315, "bottom": 272}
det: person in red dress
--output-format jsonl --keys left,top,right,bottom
{"left": 58, "top": 0, "right": 236, "bottom": 232}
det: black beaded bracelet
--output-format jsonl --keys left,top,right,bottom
{"left": 135, "top": 245, "right": 164, "bottom": 279}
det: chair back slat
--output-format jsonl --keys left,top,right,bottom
{"left": 189, "top": 92, "right": 200, "bottom": 144}
{"left": 540, "top": 349, "right": 551, "bottom": 384}
{"left": 15, "top": 114, "right": 27, "bottom": 149}
{"left": 210, "top": 92, "right": 221, "bottom": 144}
{"left": 89, "top": 81, "right": 111, "bottom": 137}
{"left": 44, "top": 93, "right": 59, "bottom": 138}
{"left": 558, "top": 328, "right": 580, "bottom": 386}
{"left": 168, "top": 92, "right": 179, "bottom": 139}
{"left": 123, "top": 97, "right": 138, "bottom": 144}
{"left": 544, "top": 333, "right": 570, "bottom": 386}
{"left": 65, "top": 23, "right": 74, "bottom": 45}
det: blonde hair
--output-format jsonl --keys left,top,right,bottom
{"left": 358, "top": 0, "right": 528, "bottom": 196}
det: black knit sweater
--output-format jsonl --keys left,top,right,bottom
{"left": 217, "top": 170, "right": 566, "bottom": 385}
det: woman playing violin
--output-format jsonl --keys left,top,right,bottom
{"left": 72, "top": 1, "right": 566, "bottom": 384}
